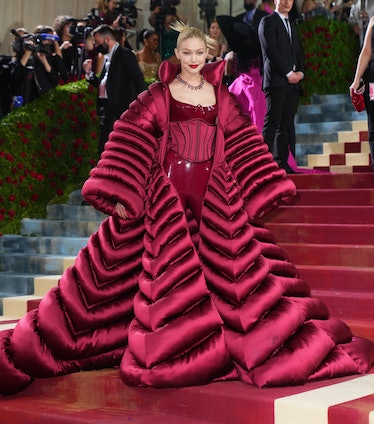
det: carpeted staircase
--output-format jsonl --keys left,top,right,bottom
{"left": 262, "top": 172, "right": 374, "bottom": 343}
{"left": 0, "top": 94, "right": 373, "bottom": 423}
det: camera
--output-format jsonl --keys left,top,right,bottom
{"left": 68, "top": 21, "right": 94, "bottom": 44}
{"left": 11, "top": 29, "right": 59, "bottom": 56}
{"left": 150, "top": 0, "right": 181, "bottom": 31}
{"left": 114, "top": 1, "right": 138, "bottom": 28}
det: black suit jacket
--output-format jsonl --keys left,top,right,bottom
{"left": 89, "top": 45, "right": 146, "bottom": 118}
{"left": 235, "top": 9, "right": 268, "bottom": 30}
{"left": 258, "top": 12, "right": 304, "bottom": 89}
{"left": 232, "top": 9, "right": 269, "bottom": 59}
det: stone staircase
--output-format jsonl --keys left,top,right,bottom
{"left": 0, "top": 191, "right": 106, "bottom": 325}
{"left": 295, "top": 93, "right": 371, "bottom": 172}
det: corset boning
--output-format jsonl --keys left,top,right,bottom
{"left": 168, "top": 119, "right": 216, "bottom": 162}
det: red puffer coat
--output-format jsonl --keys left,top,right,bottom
{"left": 0, "top": 60, "right": 373, "bottom": 396}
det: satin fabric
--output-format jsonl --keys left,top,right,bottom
{"left": 229, "top": 68, "right": 267, "bottom": 133}
{"left": 0, "top": 60, "right": 373, "bottom": 396}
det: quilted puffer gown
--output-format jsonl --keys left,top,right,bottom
{"left": 0, "top": 60, "right": 373, "bottom": 396}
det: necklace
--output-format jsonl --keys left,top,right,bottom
{"left": 176, "top": 73, "right": 205, "bottom": 90}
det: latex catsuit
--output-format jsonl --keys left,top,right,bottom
{"left": 163, "top": 150, "right": 212, "bottom": 222}
{"left": 163, "top": 97, "right": 218, "bottom": 222}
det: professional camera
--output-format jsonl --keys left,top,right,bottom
{"left": 68, "top": 21, "right": 94, "bottom": 45}
{"left": 11, "top": 29, "right": 59, "bottom": 56}
{"left": 150, "top": 0, "right": 181, "bottom": 31}
{"left": 114, "top": 1, "right": 138, "bottom": 27}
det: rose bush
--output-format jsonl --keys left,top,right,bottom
{"left": 297, "top": 16, "right": 360, "bottom": 103}
{"left": 0, "top": 80, "right": 97, "bottom": 235}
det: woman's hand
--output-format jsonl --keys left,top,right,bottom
{"left": 115, "top": 202, "right": 129, "bottom": 219}
{"left": 349, "top": 79, "right": 365, "bottom": 96}
{"left": 60, "top": 41, "right": 72, "bottom": 50}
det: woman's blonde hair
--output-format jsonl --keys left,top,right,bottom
{"left": 171, "top": 21, "right": 215, "bottom": 50}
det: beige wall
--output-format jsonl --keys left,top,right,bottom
{"left": 0, "top": 0, "right": 241, "bottom": 55}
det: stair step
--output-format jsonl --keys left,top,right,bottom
{"left": 296, "top": 120, "right": 355, "bottom": 136}
{"left": 265, "top": 205, "right": 374, "bottom": 224}
{"left": 345, "top": 319, "right": 374, "bottom": 342}
{"left": 281, "top": 243, "right": 374, "bottom": 268}
{"left": 296, "top": 111, "right": 362, "bottom": 124}
{"left": 33, "top": 275, "right": 60, "bottom": 296}
{"left": 0, "top": 235, "right": 89, "bottom": 255}
{"left": 297, "top": 265, "right": 374, "bottom": 292}
{"left": 20, "top": 219, "right": 102, "bottom": 237}
{"left": 352, "top": 121, "right": 369, "bottom": 131}
{"left": 289, "top": 173, "right": 374, "bottom": 189}
{"left": 0, "top": 254, "right": 76, "bottom": 274}
{"left": 2, "top": 295, "right": 42, "bottom": 318}
{"left": 311, "top": 289, "right": 374, "bottom": 321}
{"left": 0, "top": 273, "right": 36, "bottom": 296}
{"left": 0, "top": 317, "right": 19, "bottom": 331}
{"left": 307, "top": 152, "right": 370, "bottom": 167}
{"left": 265, "top": 223, "right": 374, "bottom": 244}
{"left": 45, "top": 204, "right": 106, "bottom": 221}
{"left": 338, "top": 131, "right": 361, "bottom": 143}
{"left": 295, "top": 188, "right": 374, "bottom": 205}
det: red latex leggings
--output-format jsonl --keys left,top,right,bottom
{"left": 163, "top": 150, "right": 213, "bottom": 222}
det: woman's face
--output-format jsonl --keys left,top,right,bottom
{"left": 209, "top": 22, "right": 221, "bottom": 39}
{"left": 146, "top": 34, "right": 159, "bottom": 51}
{"left": 175, "top": 37, "right": 208, "bottom": 75}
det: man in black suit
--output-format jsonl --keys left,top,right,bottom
{"left": 258, "top": 0, "right": 304, "bottom": 173}
{"left": 83, "top": 25, "right": 146, "bottom": 158}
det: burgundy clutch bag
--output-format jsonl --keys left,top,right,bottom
{"left": 351, "top": 89, "right": 365, "bottom": 112}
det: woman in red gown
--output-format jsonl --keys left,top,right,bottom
{"left": 0, "top": 25, "right": 373, "bottom": 395}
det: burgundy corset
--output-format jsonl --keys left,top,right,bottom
{"left": 168, "top": 96, "right": 218, "bottom": 162}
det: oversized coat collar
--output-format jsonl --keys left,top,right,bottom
{"left": 149, "top": 59, "right": 228, "bottom": 167}
{"left": 158, "top": 59, "right": 226, "bottom": 88}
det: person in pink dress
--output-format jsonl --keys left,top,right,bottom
{"left": 0, "top": 24, "right": 373, "bottom": 395}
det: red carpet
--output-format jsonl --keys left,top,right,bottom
{"left": 1, "top": 172, "right": 373, "bottom": 423}
{"left": 1, "top": 369, "right": 374, "bottom": 423}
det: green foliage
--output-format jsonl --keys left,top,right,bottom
{"left": 297, "top": 16, "right": 361, "bottom": 103}
{"left": 0, "top": 80, "right": 98, "bottom": 235}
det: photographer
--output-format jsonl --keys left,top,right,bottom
{"left": 149, "top": 0, "right": 187, "bottom": 61}
{"left": 53, "top": 15, "right": 82, "bottom": 80}
{"left": 33, "top": 25, "right": 69, "bottom": 83}
{"left": 91, "top": 1, "right": 138, "bottom": 32}
{"left": 10, "top": 29, "right": 60, "bottom": 105}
